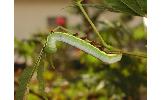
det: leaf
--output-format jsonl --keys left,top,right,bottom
{"left": 16, "top": 44, "right": 45, "bottom": 100}
{"left": 84, "top": 0, "right": 147, "bottom": 16}
{"left": 136, "top": 0, "right": 147, "bottom": 13}
{"left": 15, "top": 66, "right": 35, "bottom": 100}
{"left": 37, "top": 61, "right": 48, "bottom": 100}
{"left": 121, "top": 0, "right": 145, "bottom": 16}
{"left": 105, "top": 0, "right": 140, "bottom": 16}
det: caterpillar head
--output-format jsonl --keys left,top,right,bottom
{"left": 44, "top": 34, "right": 57, "bottom": 53}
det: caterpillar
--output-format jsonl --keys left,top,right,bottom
{"left": 44, "top": 32, "right": 122, "bottom": 64}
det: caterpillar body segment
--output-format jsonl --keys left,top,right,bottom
{"left": 45, "top": 32, "right": 122, "bottom": 64}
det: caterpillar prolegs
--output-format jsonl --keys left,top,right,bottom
{"left": 45, "top": 32, "right": 122, "bottom": 64}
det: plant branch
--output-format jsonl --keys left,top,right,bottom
{"left": 76, "top": 0, "right": 147, "bottom": 58}
{"left": 52, "top": 26, "right": 75, "bottom": 35}
{"left": 122, "top": 51, "right": 147, "bottom": 58}
{"left": 52, "top": 26, "right": 147, "bottom": 58}
{"left": 77, "top": 0, "right": 117, "bottom": 51}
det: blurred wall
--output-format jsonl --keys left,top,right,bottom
{"left": 14, "top": 0, "right": 120, "bottom": 39}
{"left": 15, "top": 0, "right": 142, "bottom": 39}
{"left": 15, "top": 0, "right": 74, "bottom": 39}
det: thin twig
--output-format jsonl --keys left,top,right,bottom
{"left": 76, "top": 0, "right": 147, "bottom": 58}
{"left": 77, "top": 0, "right": 117, "bottom": 51}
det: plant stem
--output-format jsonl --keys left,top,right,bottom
{"left": 53, "top": 26, "right": 76, "bottom": 35}
{"left": 76, "top": 0, "right": 147, "bottom": 58}
{"left": 77, "top": 0, "right": 117, "bottom": 51}
{"left": 122, "top": 51, "right": 147, "bottom": 58}
{"left": 53, "top": 26, "right": 147, "bottom": 58}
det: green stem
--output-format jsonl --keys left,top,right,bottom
{"left": 53, "top": 26, "right": 147, "bottom": 58}
{"left": 77, "top": 1, "right": 117, "bottom": 50}
{"left": 53, "top": 26, "right": 77, "bottom": 35}
{"left": 76, "top": 0, "right": 147, "bottom": 58}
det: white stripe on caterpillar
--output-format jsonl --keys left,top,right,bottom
{"left": 45, "top": 32, "right": 122, "bottom": 64}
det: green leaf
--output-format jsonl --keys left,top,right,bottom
{"left": 85, "top": 0, "right": 147, "bottom": 16}
{"left": 121, "top": 0, "right": 145, "bottom": 16}
{"left": 15, "top": 66, "right": 35, "bottom": 100}
{"left": 37, "top": 61, "right": 48, "bottom": 100}
{"left": 136, "top": 0, "right": 147, "bottom": 13}
{"left": 105, "top": 0, "right": 139, "bottom": 15}
{"left": 26, "top": 93, "right": 40, "bottom": 100}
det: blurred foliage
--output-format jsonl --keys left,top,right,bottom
{"left": 15, "top": 0, "right": 147, "bottom": 100}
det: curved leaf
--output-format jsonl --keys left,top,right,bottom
{"left": 15, "top": 66, "right": 35, "bottom": 100}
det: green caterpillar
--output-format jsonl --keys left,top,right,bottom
{"left": 15, "top": 32, "right": 122, "bottom": 100}
{"left": 45, "top": 32, "right": 122, "bottom": 64}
